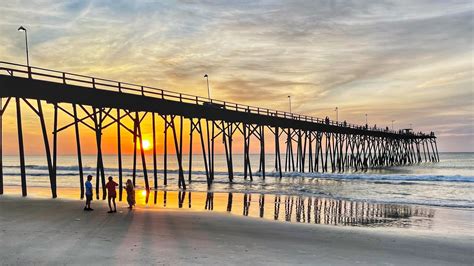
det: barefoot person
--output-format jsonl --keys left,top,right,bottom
{"left": 125, "top": 179, "right": 136, "bottom": 209}
{"left": 105, "top": 176, "right": 118, "bottom": 213}
{"left": 84, "top": 175, "right": 94, "bottom": 211}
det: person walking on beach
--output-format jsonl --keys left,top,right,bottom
{"left": 125, "top": 179, "right": 136, "bottom": 209}
{"left": 105, "top": 176, "right": 118, "bottom": 213}
{"left": 84, "top": 175, "right": 94, "bottom": 211}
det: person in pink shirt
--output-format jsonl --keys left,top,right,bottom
{"left": 105, "top": 176, "right": 118, "bottom": 213}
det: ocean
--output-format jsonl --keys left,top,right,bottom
{"left": 2, "top": 152, "right": 473, "bottom": 208}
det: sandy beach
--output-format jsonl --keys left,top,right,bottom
{"left": 0, "top": 195, "right": 472, "bottom": 265}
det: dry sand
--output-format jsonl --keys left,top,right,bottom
{"left": 0, "top": 196, "right": 472, "bottom": 265}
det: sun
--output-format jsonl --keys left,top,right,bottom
{"left": 141, "top": 139, "right": 151, "bottom": 150}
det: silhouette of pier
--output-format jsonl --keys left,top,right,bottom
{"left": 0, "top": 61, "right": 439, "bottom": 199}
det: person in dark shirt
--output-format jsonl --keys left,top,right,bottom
{"left": 105, "top": 176, "right": 118, "bottom": 213}
{"left": 84, "top": 175, "right": 93, "bottom": 211}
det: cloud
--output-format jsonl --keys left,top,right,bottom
{"left": 0, "top": 0, "right": 472, "bottom": 151}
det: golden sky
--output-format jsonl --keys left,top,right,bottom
{"left": 0, "top": 0, "right": 473, "bottom": 154}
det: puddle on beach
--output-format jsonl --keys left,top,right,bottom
{"left": 2, "top": 186, "right": 447, "bottom": 231}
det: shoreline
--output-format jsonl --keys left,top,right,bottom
{"left": 3, "top": 184, "right": 474, "bottom": 210}
{"left": 0, "top": 195, "right": 473, "bottom": 265}
{"left": 1, "top": 186, "right": 473, "bottom": 237}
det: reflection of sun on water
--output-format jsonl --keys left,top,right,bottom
{"left": 141, "top": 190, "right": 147, "bottom": 196}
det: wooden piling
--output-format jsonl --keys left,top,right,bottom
{"left": 188, "top": 118, "right": 194, "bottom": 182}
{"left": 163, "top": 115, "right": 168, "bottom": 186}
{"left": 152, "top": 113, "right": 158, "bottom": 188}
{"left": 136, "top": 112, "right": 150, "bottom": 191}
{"left": 37, "top": 100, "right": 56, "bottom": 198}
{"left": 72, "top": 104, "right": 84, "bottom": 199}
{"left": 132, "top": 113, "right": 138, "bottom": 187}
{"left": 15, "top": 98, "right": 27, "bottom": 196}
{"left": 117, "top": 109, "right": 123, "bottom": 200}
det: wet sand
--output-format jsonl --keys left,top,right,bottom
{"left": 0, "top": 194, "right": 472, "bottom": 265}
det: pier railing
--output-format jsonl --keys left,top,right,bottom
{"left": 0, "top": 61, "right": 432, "bottom": 138}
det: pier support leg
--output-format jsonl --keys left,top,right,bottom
{"left": 170, "top": 116, "right": 186, "bottom": 189}
{"left": 136, "top": 112, "right": 150, "bottom": 191}
{"left": 52, "top": 103, "right": 59, "bottom": 198}
{"left": 211, "top": 121, "right": 215, "bottom": 182}
{"left": 275, "top": 127, "right": 282, "bottom": 179}
{"left": 38, "top": 100, "right": 56, "bottom": 198}
{"left": 259, "top": 125, "right": 265, "bottom": 179}
{"left": 16, "top": 98, "right": 27, "bottom": 196}
{"left": 434, "top": 139, "right": 440, "bottom": 162}
{"left": 222, "top": 121, "right": 233, "bottom": 182}
{"left": 188, "top": 118, "right": 194, "bottom": 183}
{"left": 73, "top": 104, "right": 84, "bottom": 199}
{"left": 93, "top": 108, "right": 106, "bottom": 199}
{"left": 132, "top": 114, "right": 138, "bottom": 187}
{"left": 117, "top": 109, "right": 123, "bottom": 200}
{"left": 152, "top": 113, "right": 158, "bottom": 188}
{"left": 163, "top": 115, "right": 168, "bottom": 186}
{"left": 197, "top": 119, "right": 210, "bottom": 186}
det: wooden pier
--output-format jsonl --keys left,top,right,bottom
{"left": 0, "top": 61, "right": 439, "bottom": 199}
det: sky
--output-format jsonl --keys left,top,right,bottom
{"left": 0, "top": 0, "right": 473, "bottom": 154}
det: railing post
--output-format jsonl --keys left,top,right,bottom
{"left": 118, "top": 82, "right": 122, "bottom": 93}
{"left": 141, "top": 86, "right": 144, "bottom": 96}
{"left": 92, "top": 78, "right": 96, "bottom": 89}
{"left": 28, "top": 66, "right": 32, "bottom": 79}
{"left": 62, "top": 73, "right": 66, "bottom": 84}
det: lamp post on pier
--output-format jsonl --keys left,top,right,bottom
{"left": 204, "top": 74, "right": 211, "bottom": 100}
{"left": 288, "top": 96, "right": 292, "bottom": 113}
{"left": 334, "top": 107, "right": 338, "bottom": 123}
{"left": 17, "top": 26, "right": 30, "bottom": 67}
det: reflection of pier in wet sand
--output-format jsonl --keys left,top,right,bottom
{"left": 146, "top": 190, "right": 435, "bottom": 228}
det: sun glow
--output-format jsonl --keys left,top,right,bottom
{"left": 141, "top": 139, "right": 151, "bottom": 150}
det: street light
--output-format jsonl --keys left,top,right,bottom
{"left": 204, "top": 74, "right": 211, "bottom": 100}
{"left": 391, "top": 120, "right": 395, "bottom": 130}
{"left": 17, "top": 26, "right": 29, "bottom": 67}
{"left": 288, "top": 96, "right": 292, "bottom": 113}
{"left": 365, "top": 114, "right": 368, "bottom": 125}
{"left": 334, "top": 107, "right": 338, "bottom": 122}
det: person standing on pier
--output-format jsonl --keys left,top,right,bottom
{"left": 105, "top": 176, "right": 118, "bottom": 213}
{"left": 84, "top": 175, "right": 94, "bottom": 211}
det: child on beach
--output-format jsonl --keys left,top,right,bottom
{"left": 105, "top": 176, "right": 118, "bottom": 213}
{"left": 84, "top": 175, "right": 94, "bottom": 211}
{"left": 125, "top": 179, "right": 136, "bottom": 209}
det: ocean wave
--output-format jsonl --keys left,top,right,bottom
{"left": 3, "top": 164, "right": 474, "bottom": 183}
